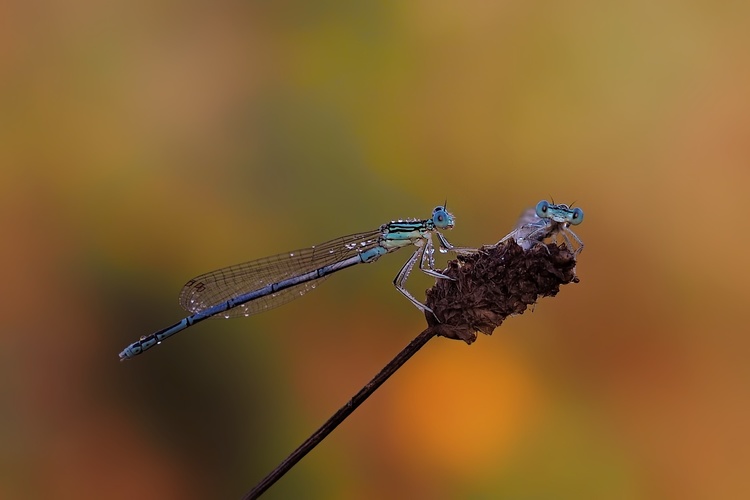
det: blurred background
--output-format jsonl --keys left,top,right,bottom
{"left": 2, "top": 1, "right": 749, "bottom": 499}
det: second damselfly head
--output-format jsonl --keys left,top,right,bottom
{"left": 501, "top": 200, "right": 585, "bottom": 255}
{"left": 535, "top": 200, "right": 583, "bottom": 227}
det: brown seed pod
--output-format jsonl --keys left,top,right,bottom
{"left": 425, "top": 240, "right": 580, "bottom": 343}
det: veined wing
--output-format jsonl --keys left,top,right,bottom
{"left": 179, "top": 229, "right": 384, "bottom": 317}
{"left": 510, "top": 208, "right": 549, "bottom": 250}
{"left": 514, "top": 207, "right": 540, "bottom": 230}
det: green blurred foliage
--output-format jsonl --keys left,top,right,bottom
{"left": 2, "top": 1, "right": 749, "bottom": 499}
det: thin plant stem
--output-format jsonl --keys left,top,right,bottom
{"left": 242, "top": 328, "right": 437, "bottom": 500}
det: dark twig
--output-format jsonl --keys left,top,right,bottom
{"left": 242, "top": 328, "right": 438, "bottom": 499}
{"left": 243, "top": 240, "right": 580, "bottom": 498}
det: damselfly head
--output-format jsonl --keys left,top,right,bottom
{"left": 535, "top": 200, "right": 584, "bottom": 225}
{"left": 432, "top": 205, "right": 455, "bottom": 230}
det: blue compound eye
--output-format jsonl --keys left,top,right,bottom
{"left": 432, "top": 206, "right": 453, "bottom": 229}
{"left": 535, "top": 200, "right": 550, "bottom": 218}
{"left": 570, "top": 207, "right": 584, "bottom": 225}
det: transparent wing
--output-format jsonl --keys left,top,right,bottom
{"left": 494, "top": 208, "right": 549, "bottom": 250}
{"left": 514, "top": 207, "right": 540, "bottom": 230}
{"left": 179, "top": 229, "right": 383, "bottom": 318}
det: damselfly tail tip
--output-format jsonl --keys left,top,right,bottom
{"left": 118, "top": 348, "right": 133, "bottom": 361}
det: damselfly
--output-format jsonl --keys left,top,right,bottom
{"left": 119, "top": 206, "right": 456, "bottom": 360}
{"left": 501, "top": 200, "right": 584, "bottom": 254}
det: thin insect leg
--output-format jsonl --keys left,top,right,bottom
{"left": 527, "top": 223, "right": 555, "bottom": 254}
{"left": 424, "top": 235, "right": 435, "bottom": 269}
{"left": 566, "top": 227, "right": 585, "bottom": 255}
{"left": 436, "top": 231, "right": 477, "bottom": 256}
{"left": 419, "top": 237, "right": 454, "bottom": 280}
{"left": 393, "top": 245, "right": 433, "bottom": 313}
{"left": 559, "top": 228, "right": 574, "bottom": 252}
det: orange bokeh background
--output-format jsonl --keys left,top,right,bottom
{"left": 2, "top": 2, "right": 749, "bottom": 499}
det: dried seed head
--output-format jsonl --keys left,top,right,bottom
{"left": 425, "top": 240, "right": 580, "bottom": 343}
